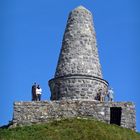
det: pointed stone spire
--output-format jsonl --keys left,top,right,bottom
{"left": 72, "top": 5, "right": 91, "bottom": 13}
{"left": 55, "top": 5, "right": 102, "bottom": 78}
{"left": 49, "top": 6, "right": 108, "bottom": 100}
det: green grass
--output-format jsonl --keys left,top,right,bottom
{"left": 0, "top": 118, "right": 140, "bottom": 140}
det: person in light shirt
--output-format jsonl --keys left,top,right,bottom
{"left": 36, "top": 84, "right": 42, "bottom": 101}
{"left": 107, "top": 87, "right": 114, "bottom": 102}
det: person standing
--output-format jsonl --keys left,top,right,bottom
{"left": 36, "top": 85, "right": 42, "bottom": 101}
{"left": 107, "top": 87, "right": 114, "bottom": 102}
{"left": 100, "top": 89, "right": 105, "bottom": 102}
{"left": 95, "top": 93, "right": 100, "bottom": 101}
{"left": 31, "top": 82, "right": 37, "bottom": 101}
{"left": 95, "top": 89, "right": 102, "bottom": 101}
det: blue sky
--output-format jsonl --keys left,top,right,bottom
{"left": 0, "top": 0, "right": 140, "bottom": 132}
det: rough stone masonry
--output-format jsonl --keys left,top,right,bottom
{"left": 49, "top": 6, "right": 108, "bottom": 100}
{"left": 12, "top": 6, "right": 136, "bottom": 130}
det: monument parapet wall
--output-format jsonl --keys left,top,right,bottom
{"left": 12, "top": 100, "right": 136, "bottom": 130}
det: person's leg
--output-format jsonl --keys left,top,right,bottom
{"left": 98, "top": 96, "right": 100, "bottom": 101}
{"left": 37, "top": 94, "right": 39, "bottom": 101}
{"left": 33, "top": 92, "right": 35, "bottom": 101}
{"left": 38, "top": 94, "right": 40, "bottom": 101}
{"left": 108, "top": 96, "right": 110, "bottom": 101}
{"left": 39, "top": 94, "right": 41, "bottom": 101}
{"left": 35, "top": 94, "right": 37, "bottom": 101}
{"left": 100, "top": 96, "right": 102, "bottom": 102}
{"left": 102, "top": 96, "right": 104, "bottom": 102}
{"left": 101, "top": 96, "right": 104, "bottom": 102}
{"left": 107, "top": 95, "right": 110, "bottom": 101}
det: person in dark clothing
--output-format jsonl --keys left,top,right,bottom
{"left": 32, "top": 82, "right": 37, "bottom": 101}
{"left": 95, "top": 92, "right": 101, "bottom": 101}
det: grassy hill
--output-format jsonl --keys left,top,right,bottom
{"left": 0, "top": 118, "right": 140, "bottom": 140}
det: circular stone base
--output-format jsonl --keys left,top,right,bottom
{"left": 49, "top": 75, "right": 108, "bottom": 100}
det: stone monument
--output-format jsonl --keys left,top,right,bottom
{"left": 49, "top": 6, "right": 108, "bottom": 100}
{"left": 12, "top": 6, "right": 136, "bottom": 130}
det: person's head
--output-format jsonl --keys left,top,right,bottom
{"left": 98, "top": 89, "right": 102, "bottom": 92}
{"left": 110, "top": 87, "right": 113, "bottom": 90}
{"left": 108, "top": 86, "right": 111, "bottom": 90}
{"left": 37, "top": 85, "right": 40, "bottom": 89}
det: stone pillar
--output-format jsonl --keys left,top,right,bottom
{"left": 49, "top": 6, "right": 108, "bottom": 100}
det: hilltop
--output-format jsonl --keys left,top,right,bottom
{"left": 0, "top": 118, "right": 140, "bottom": 140}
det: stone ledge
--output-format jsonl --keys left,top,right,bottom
{"left": 12, "top": 100, "right": 136, "bottom": 130}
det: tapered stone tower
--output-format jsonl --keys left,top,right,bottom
{"left": 49, "top": 6, "right": 108, "bottom": 100}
